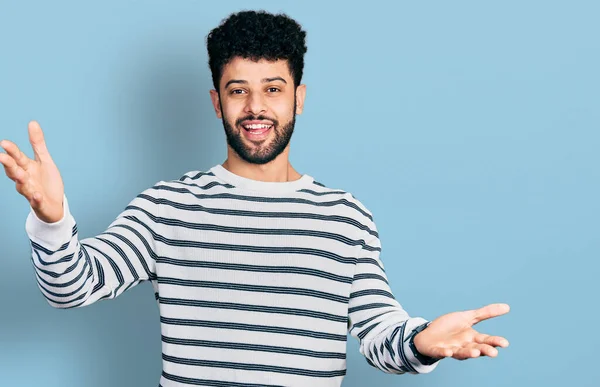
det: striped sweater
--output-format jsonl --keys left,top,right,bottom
{"left": 26, "top": 164, "right": 439, "bottom": 386}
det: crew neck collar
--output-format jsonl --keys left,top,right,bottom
{"left": 209, "top": 164, "right": 314, "bottom": 193}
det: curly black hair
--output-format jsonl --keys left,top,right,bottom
{"left": 206, "top": 10, "right": 307, "bottom": 91}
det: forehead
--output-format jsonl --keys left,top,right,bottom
{"left": 221, "top": 57, "right": 292, "bottom": 85}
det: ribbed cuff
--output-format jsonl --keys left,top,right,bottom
{"left": 25, "top": 194, "right": 75, "bottom": 249}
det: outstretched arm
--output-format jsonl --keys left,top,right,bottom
{"left": 347, "top": 229, "right": 510, "bottom": 374}
{"left": 347, "top": 231, "right": 440, "bottom": 374}
{"left": 1, "top": 121, "right": 161, "bottom": 308}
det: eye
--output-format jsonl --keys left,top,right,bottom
{"left": 267, "top": 87, "right": 280, "bottom": 93}
{"left": 230, "top": 89, "right": 246, "bottom": 95}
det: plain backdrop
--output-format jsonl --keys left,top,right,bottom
{"left": 1, "top": 1, "right": 598, "bottom": 386}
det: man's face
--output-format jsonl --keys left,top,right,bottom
{"left": 210, "top": 57, "right": 306, "bottom": 164}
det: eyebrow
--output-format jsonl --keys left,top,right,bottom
{"left": 224, "top": 77, "right": 287, "bottom": 89}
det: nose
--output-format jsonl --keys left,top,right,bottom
{"left": 244, "top": 91, "right": 267, "bottom": 116}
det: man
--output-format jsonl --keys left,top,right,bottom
{"left": 0, "top": 10, "right": 509, "bottom": 387}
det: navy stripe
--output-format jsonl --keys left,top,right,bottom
{"left": 158, "top": 277, "right": 349, "bottom": 304}
{"left": 371, "top": 346, "right": 387, "bottom": 372}
{"left": 84, "top": 243, "right": 125, "bottom": 290}
{"left": 91, "top": 257, "right": 106, "bottom": 294}
{"left": 95, "top": 237, "right": 137, "bottom": 282}
{"left": 156, "top": 256, "right": 352, "bottom": 284}
{"left": 348, "top": 303, "right": 396, "bottom": 314}
{"left": 357, "top": 321, "right": 380, "bottom": 341}
{"left": 127, "top": 213, "right": 359, "bottom": 266}
{"left": 178, "top": 171, "right": 216, "bottom": 181}
{"left": 138, "top": 194, "right": 378, "bottom": 237}
{"left": 162, "top": 354, "right": 346, "bottom": 378}
{"left": 397, "top": 322, "right": 417, "bottom": 373}
{"left": 33, "top": 248, "right": 75, "bottom": 266}
{"left": 350, "top": 289, "right": 395, "bottom": 300}
{"left": 34, "top": 254, "right": 90, "bottom": 289}
{"left": 159, "top": 297, "right": 347, "bottom": 322}
{"left": 34, "top": 250, "right": 81, "bottom": 278}
{"left": 177, "top": 179, "right": 235, "bottom": 190}
{"left": 35, "top": 269, "right": 93, "bottom": 299}
{"left": 297, "top": 188, "right": 347, "bottom": 196}
{"left": 350, "top": 312, "right": 392, "bottom": 338}
{"left": 353, "top": 273, "right": 389, "bottom": 283}
{"left": 162, "top": 371, "right": 284, "bottom": 387}
{"left": 145, "top": 231, "right": 358, "bottom": 266}
{"left": 109, "top": 222, "right": 157, "bottom": 277}
{"left": 366, "top": 357, "right": 377, "bottom": 369}
{"left": 389, "top": 325, "right": 404, "bottom": 372}
{"left": 125, "top": 206, "right": 380, "bottom": 251}
{"left": 161, "top": 335, "right": 346, "bottom": 359}
{"left": 384, "top": 328, "right": 398, "bottom": 361}
{"left": 42, "top": 289, "right": 87, "bottom": 305}
{"left": 102, "top": 226, "right": 155, "bottom": 280}
{"left": 161, "top": 317, "right": 347, "bottom": 341}
{"left": 155, "top": 184, "right": 373, "bottom": 221}
{"left": 357, "top": 257, "right": 385, "bottom": 270}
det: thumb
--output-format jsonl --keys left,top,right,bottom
{"left": 28, "top": 121, "right": 52, "bottom": 163}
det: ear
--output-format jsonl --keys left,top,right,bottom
{"left": 209, "top": 89, "right": 222, "bottom": 119}
{"left": 295, "top": 84, "right": 307, "bottom": 115}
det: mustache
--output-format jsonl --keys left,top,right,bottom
{"left": 235, "top": 115, "right": 279, "bottom": 127}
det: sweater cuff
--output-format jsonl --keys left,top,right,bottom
{"left": 25, "top": 194, "right": 75, "bottom": 249}
{"left": 401, "top": 317, "right": 442, "bottom": 374}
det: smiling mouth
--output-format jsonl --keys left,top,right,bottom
{"left": 239, "top": 122, "right": 274, "bottom": 142}
{"left": 242, "top": 123, "right": 273, "bottom": 135}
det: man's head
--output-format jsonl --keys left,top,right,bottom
{"left": 207, "top": 10, "right": 307, "bottom": 165}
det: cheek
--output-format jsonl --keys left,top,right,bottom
{"left": 221, "top": 103, "right": 243, "bottom": 122}
{"left": 271, "top": 98, "right": 295, "bottom": 120}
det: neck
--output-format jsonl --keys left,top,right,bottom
{"left": 222, "top": 146, "right": 302, "bottom": 183}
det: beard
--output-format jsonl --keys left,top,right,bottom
{"left": 221, "top": 98, "right": 297, "bottom": 165}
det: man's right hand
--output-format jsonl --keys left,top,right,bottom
{"left": 0, "top": 121, "right": 65, "bottom": 223}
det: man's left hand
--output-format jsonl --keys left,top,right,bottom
{"left": 413, "top": 303, "right": 510, "bottom": 361}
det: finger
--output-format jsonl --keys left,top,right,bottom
{"left": 474, "top": 333, "right": 490, "bottom": 344}
{"left": 472, "top": 343, "right": 499, "bottom": 357}
{"left": 28, "top": 121, "right": 52, "bottom": 163}
{"left": 428, "top": 346, "right": 453, "bottom": 359}
{"left": 472, "top": 303, "right": 510, "bottom": 324}
{"left": 447, "top": 346, "right": 479, "bottom": 360}
{"left": 0, "top": 139, "right": 32, "bottom": 169}
{"left": 0, "top": 152, "right": 29, "bottom": 184}
{"left": 475, "top": 333, "right": 510, "bottom": 348}
{"left": 456, "top": 346, "right": 480, "bottom": 360}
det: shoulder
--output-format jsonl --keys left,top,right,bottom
{"left": 175, "top": 170, "right": 223, "bottom": 185}
{"left": 165, "top": 169, "right": 234, "bottom": 191}
{"left": 303, "top": 177, "right": 378, "bottom": 234}
{"left": 137, "top": 170, "right": 232, "bottom": 200}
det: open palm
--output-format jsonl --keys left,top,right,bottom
{"left": 0, "top": 121, "right": 64, "bottom": 223}
{"left": 414, "top": 303, "right": 510, "bottom": 360}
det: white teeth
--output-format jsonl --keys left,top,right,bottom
{"left": 244, "top": 124, "right": 271, "bottom": 130}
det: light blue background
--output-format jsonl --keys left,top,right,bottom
{"left": 1, "top": 1, "right": 598, "bottom": 386}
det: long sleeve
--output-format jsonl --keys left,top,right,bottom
{"left": 347, "top": 230, "right": 441, "bottom": 374}
{"left": 25, "top": 185, "right": 161, "bottom": 309}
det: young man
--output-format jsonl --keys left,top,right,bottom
{"left": 0, "top": 10, "right": 509, "bottom": 387}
